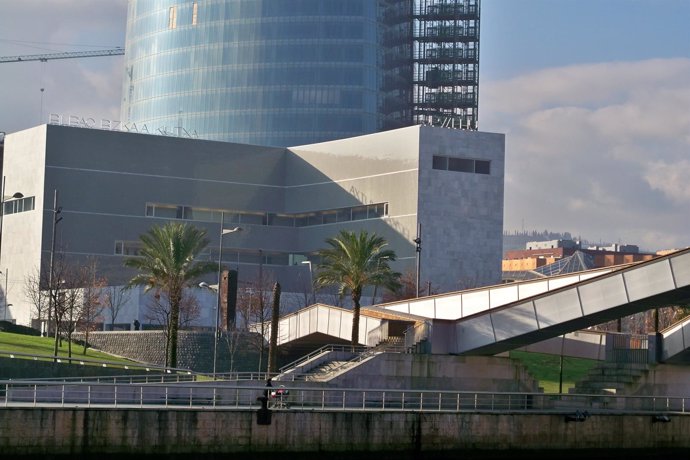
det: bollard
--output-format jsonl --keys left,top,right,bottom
{"left": 256, "top": 378, "right": 273, "bottom": 425}
{"left": 256, "top": 395, "right": 272, "bottom": 425}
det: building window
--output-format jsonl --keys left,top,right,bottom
{"left": 2, "top": 196, "right": 35, "bottom": 216}
{"left": 192, "top": 2, "right": 198, "bottom": 25}
{"left": 145, "top": 201, "right": 389, "bottom": 228}
{"left": 169, "top": 6, "right": 177, "bottom": 29}
{"left": 475, "top": 160, "right": 491, "bottom": 175}
{"left": 448, "top": 157, "right": 474, "bottom": 173}
{"left": 114, "top": 240, "right": 143, "bottom": 256}
{"left": 432, "top": 155, "right": 490, "bottom": 175}
{"left": 432, "top": 155, "right": 447, "bottom": 170}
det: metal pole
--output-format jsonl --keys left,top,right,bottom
{"left": 3, "top": 269, "right": 7, "bottom": 321}
{"left": 0, "top": 176, "right": 5, "bottom": 270}
{"left": 213, "top": 211, "right": 224, "bottom": 379}
{"left": 48, "top": 189, "right": 61, "bottom": 336}
{"left": 414, "top": 223, "right": 421, "bottom": 298}
{"left": 559, "top": 334, "right": 565, "bottom": 394}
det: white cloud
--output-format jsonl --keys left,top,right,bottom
{"left": 481, "top": 58, "right": 690, "bottom": 250}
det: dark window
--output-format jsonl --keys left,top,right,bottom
{"left": 307, "top": 214, "right": 322, "bottom": 226}
{"left": 448, "top": 157, "right": 474, "bottom": 173}
{"left": 368, "top": 203, "right": 386, "bottom": 218}
{"left": 351, "top": 206, "right": 368, "bottom": 220}
{"left": 322, "top": 210, "right": 338, "bottom": 224}
{"left": 432, "top": 155, "right": 448, "bottom": 170}
{"left": 336, "top": 208, "right": 351, "bottom": 222}
{"left": 475, "top": 160, "right": 491, "bottom": 175}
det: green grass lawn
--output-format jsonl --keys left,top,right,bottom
{"left": 0, "top": 331, "right": 138, "bottom": 366}
{"left": 510, "top": 350, "right": 599, "bottom": 393}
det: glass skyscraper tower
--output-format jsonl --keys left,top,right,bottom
{"left": 121, "top": 0, "right": 479, "bottom": 147}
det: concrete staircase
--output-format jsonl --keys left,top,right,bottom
{"left": 569, "top": 362, "right": 650, "bottom": 395}
{"left": 300, "top": 360, "right": 353, "bottom": 381}
{"left": 292, "top": 337, "right": 406, "bottom": 382}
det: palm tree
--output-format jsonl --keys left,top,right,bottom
{"left": 124, "top": 222, "right": 216, "bottom": 368}
{"left": 315, "top": 230, "right": 401, "bottom": 346}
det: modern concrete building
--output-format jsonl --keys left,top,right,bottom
{"left": 1, "top": 123, "right": 504, "bottom": 327}
{"left": 121, "top": 0, "right": 480, "bottom": 146}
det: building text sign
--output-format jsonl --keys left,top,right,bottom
{"left": 48, "top": 113, "right": 199, "bottom": 139}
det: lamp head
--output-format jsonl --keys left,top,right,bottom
{"left": 222, "top": 226, "right": 243, "bottom": 235}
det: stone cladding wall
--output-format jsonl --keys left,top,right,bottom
{"left": 74, "top": 331, "right": 263, "bottom": 373}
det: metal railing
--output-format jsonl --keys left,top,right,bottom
{"left": 0, "top": 349, "right": 189, "bottom": 374}
{"left": 1, "top": 381, "right": 688, "bottom": 414}
{"left": 278, "top": 345, "right": 367, "bottom": 374}
{"left": 7, "top": 374, "right": 198, "bottom": 385}
{"left": 404, "top": 321, "right": 432, "bottom": 350}
{"left": 367, "top": 322, "right": 389, "bottom": 347}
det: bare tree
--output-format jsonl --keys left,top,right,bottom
{"left": 267, "top": 282, "right": 281, "bottom": 374}
{"left": 24, "top": 269, "right": 49, "bottom": 333}
{"left": 591, "top": 306, "right": 690, "bottom": 335}
{"left": 220, "top": 328, "right": 243, "bottom": 374}
{"left": 103, "top": 285, "right": 131, "bottom": 330}
{"left": 144, "top": 288, "right": 202, "bottom": 366}
{"left": 78, "top": 260, "right": 106, "bottom": 354}
{"left": 381, "top": 270, "right": 438, "bottom": 303}
{"left": 236, "top": 274, "right": 275, "bottom": 372}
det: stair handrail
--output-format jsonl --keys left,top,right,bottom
{"left": 305, "top": 339, "right": 405, "bottom": 380}
{"left": 404, "top": 320, "right": 433, "bottom": 350}
{"left": 278, "top": 344, "right": 367, "bottom": 373}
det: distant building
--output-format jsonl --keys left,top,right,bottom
{"left": 1, "top": 123, "right": 504, "bottom": 327}
{"left": 526, "top": 239, "right": 580, "bottom": 250}
{"left": 502, "top": 239, "right": 655, "bottom": 281}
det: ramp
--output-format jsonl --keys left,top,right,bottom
{"left": 452, "top": 248, "right": 690, "bottom": 355}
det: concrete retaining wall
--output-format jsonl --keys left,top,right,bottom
{"left": 0, "top": 408, "right": 688, "bottom": 456}
{"left": 326, "top": 354, "right": 541, "bottom": 392}
{"left": 74, "top": 330, "right": 263, "bottom": 373}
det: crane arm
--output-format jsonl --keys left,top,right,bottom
{"left": 0, "top": 48, "right": 124, "bottom": 64}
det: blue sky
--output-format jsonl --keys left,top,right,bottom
{"left": 1, "top": 0, "right": 689, "bottom": 251}
{"left": 481, "top": 0, "right": 690, "bottom": 79}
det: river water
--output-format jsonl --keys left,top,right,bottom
{"left": 8, "top": 450, "right": 689, "bottom": 460}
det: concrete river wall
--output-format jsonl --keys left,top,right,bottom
{"left": 0, "top": 408, "right": 688, "bottom": 456}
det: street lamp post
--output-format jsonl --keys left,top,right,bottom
{"left": 48, "top": 189, "right": 62, "bottom": 336}
{"left": 414, "top": 223, "right": 422, "bottom": 298}
{"left": 1, "top": 269, "right": 8, "bottom": 321}
{"left": 206, "top": 212, "right": 242, "bottom": 379}
{"left": 300, "top": 260, "right": 314, "bottom": 305}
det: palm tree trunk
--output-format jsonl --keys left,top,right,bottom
{"left": 168, "top": 287, "right": 182, "bottom": 369}
{"left": 351, "top": 290, "right": 361, "bottom": 347}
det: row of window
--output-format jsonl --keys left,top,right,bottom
{"left": 115, "top": 241, "right": 315, "bottom": 267}
{"left": 432, "top": 155, "right": 490, "bottom": 175}
{"left": 2, "top": 196, "right": 35, "bottom": 216}
{"left": 145, "top": 202, "right": 388, "bottom": 227}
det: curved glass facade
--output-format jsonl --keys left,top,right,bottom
{"left": 122, "top": 0, "right": 384, "bottom": 146}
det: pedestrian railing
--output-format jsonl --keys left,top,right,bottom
{"left": 0, "top": 349, "right": 188, "bottom": 374}
{"left": 1, "top": 381, "right": 687, "bottom": 414}
{"left": 278, "top": 344, "right": 367, "bottom": 374}
{"left": 13, "top": 373, "right": 198, "bottom": 385}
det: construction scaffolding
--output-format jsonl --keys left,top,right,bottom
{"left": 412, "top": 0, "right": 480, "bottom": 130}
